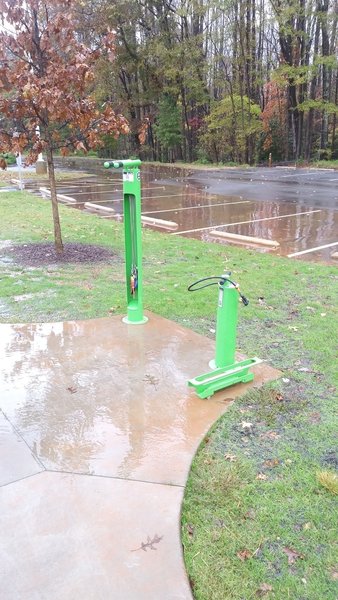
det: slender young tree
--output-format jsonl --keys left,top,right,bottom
{"left": 0, "top": 0, "right": 128, "bottom": 253}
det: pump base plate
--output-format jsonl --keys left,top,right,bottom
{"left": 188, "top": 357, "right": 262, "bottom": 399}
{"left": 122, "top": 315, "right": 149, "bottom": 325}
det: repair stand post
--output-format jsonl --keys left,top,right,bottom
{"left": 104, "top": 159, "right": 147, "bottom": 324}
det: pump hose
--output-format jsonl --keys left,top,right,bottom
{"left": 188, "top": 276, "right": 249, "bottom": 306}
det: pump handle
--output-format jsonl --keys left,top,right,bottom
{"left": 188, "top": 275, "right": 249, "bottom": 306}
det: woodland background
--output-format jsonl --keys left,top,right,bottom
{"left": 84, "top": 0, "right": 338, "bottom": 164}
{"left": 1, "top": 0, "right": 337, "bottom": 166}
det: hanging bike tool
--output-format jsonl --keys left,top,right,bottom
{"left": 103, "top": 159, "right": 147, "bottom": 324}
{"left": 187, "top": 273, "right": 261, "bottom": 398}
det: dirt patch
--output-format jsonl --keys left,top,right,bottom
{"left": 5, "top": 242, "right": 119, "bottom": 266}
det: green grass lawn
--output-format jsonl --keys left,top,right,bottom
{"left": 1, "top": 191, "right": 337, "bottom": 599}
{"left": 0, "top": 169, "right": 95, "bottom": 185}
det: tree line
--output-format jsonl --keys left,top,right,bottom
{"left": 85, "top": 0, "right": 338, "bottom": 164}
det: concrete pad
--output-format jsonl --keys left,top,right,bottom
{"left": 0, "top": 313, "right": 279, "bottom": 599}
{"left": 0, "top": 313, "right": 278, "bottom": 487}
{"left": 0, "top": 412, "right": 43, "bottom": 486}
{"left": 0, "top": 471, "right": 189, "bottom": 600}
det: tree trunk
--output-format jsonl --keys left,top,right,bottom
{"left": 46, "top": 145, "right": 64, "bottom": 254}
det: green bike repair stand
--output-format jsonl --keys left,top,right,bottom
{"left": 188, "top": 274, "right": 261, "bottom": 398}
{"left": 103, "top": 159, "right": 148, "bottom": 325}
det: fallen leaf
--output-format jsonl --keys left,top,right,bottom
{"left": 309, "top": 411, "right": 321, "bottom": 424}
{"left": 263, "top": 459, "right": 279, "bottom": 468}
{"left": 237, "top": 549, "right": 252, "bottom": 561}
{"left": 186, "top": 524, "right": 194, "bottom": 537}
{"left": 67, "top": 386, "right": 77, "bottom": 394}
{"left": 260, "top": 430, "right": 280, "bottom": 440}
{"left": 244, "top": 509, "right": 256, "bottom": 520}
{"left": 256, "top": 473, "right": 268, "bottom": 480}
{"left": 224, "top": 453, "right": 237, "bottom": 462}
{"left": 214, "top": 519, "right": 225, "bottom": 528}
{"left": 241, "top": 421, "right": 253, "bottom": 431}
{"left": 256, "top": 582, "right": 273, "bottom": 597}
{"left": 283, "top": 546, "right": 304, "bottom": 565}
{"left": 330, "top": 568, "right": 338, "bottom": 581}
{"left": 132, "top": 534, "right": 163, "bottom": 552}
{"left": 257, "top": 296, "right": 272, "bottom": 308}
{"left": 275, "top": 392, "right": 284, "bottom": 401}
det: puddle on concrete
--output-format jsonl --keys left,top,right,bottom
{"left": 0, "top": 314, "right": 278, "bottom": 486}
{"left": 22, "top": 165, "right": 338, "bottom": 263}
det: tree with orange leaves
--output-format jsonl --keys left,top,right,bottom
{"left": 0, "top": 0, "right": 129, "bottom": 253}
{"left": 261, "top": 81, "right": 288, "bottom": 161}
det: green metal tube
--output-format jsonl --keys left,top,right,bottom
{"left": 214, "top": 279, "right": 238, "bottom": 368}
{"left": 104, "top": 159, "right": 147, "bottom": 325}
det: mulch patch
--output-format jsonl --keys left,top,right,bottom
{"left": 5, "top": 242, "right": 119, "bottom": 266}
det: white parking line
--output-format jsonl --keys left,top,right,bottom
{"left": 56, "top": 182, "right": 124, "bottom": 187}
{"left": 171, "top": 210, "right": 322, "bottom": 236}
{"left": 142, "top": 200, "right": 251, "bottom": 215}
{"left": 78, "top": 194, "right": 188, "bottom": 205}
{"left": 287, "top": 241, "right": 338, "bottom": 258}
{"left": 280, "top": 173, "right": 316, "bottom": 178}
{"left": 329, "top": 178, "right": 338, "bottom": 181}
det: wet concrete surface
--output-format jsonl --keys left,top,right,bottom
{"left": 0, "top": 312, "right": 280, "bottom": 599}
{"left": 1, "top": 472, "right": 187, "bottom": 600}
{"left": 22, "top": 164, "right": 338, "bottom": 263}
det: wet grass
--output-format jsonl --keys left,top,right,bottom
{"left": 0, "top": 191, "right": 337, "bottom": 599}
{"left": 0, "top": 169, "right": 95, "bottom": 184}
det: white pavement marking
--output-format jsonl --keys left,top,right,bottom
{"left": 329, "top": 178, "right": 338, "bottom": 181}
{"left": 287, "top": 241, "right": 338, "bottom": 258}
{"left": 171, "top": 210, "right": 322, "bottom": 236}
{"left": 56, "top": 182, "right": 124, "bottom": 187}
{"left": 142, "top": 200, "right": 251, "bottom": 215}
{"left": 79, "top": 193, "right": 188, "bottom": 205}
{"left": 280, "top": 172, "right": 316, "bottom": 178}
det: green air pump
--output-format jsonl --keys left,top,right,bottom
{"left": 188, "top": 274, "right": 261, "bottom": 399}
